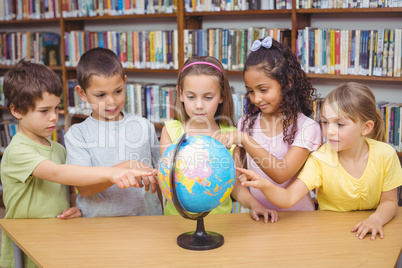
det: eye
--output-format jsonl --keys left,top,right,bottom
{"left": 247, "top": 89, "right": 254, "bottom": 94}
{"left": 259, "top": 88, "right": 268, "bottom": 93}
{"left": 204, "top": 96, "right": 213, "bottom": 100}
{"left": 96, "top": 93, "right": 105, "bottom": 98}
{"left": 40, "top": 109, "right": 48, "bottom": 113}
{"left": 55, "top": 106, "right": 60, "bottom": 111}
{"left": 187, "top": 95, "right": 195, "bottom": 100}
{"left": 116, "top": 89, "right": 123, "bottom": 94}
{"left": 321, "top": 120, "right": 328, "bottom": 125}
{"left": 337, "top": 123, "right": 344, "bottom": 127}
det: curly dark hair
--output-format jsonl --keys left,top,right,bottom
{"left": 241, "top": 38, "right": 317, "bottom": 144}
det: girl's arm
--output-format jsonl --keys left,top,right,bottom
{"left": 236, "top": 167, "right": 310, "bottom": 209}
{"left": 351, "top": 188, "right": 399, "bottom": 240}
{"left": 218, "top": 131, "right": 311, "bottom": 183}
{"left": 232, "top": 147, "right": 278, "bottom": 223}
{"left": 32, "top": 160, "right": 152, "bottom": 189}
{"left": 160, "top": 126, "right": 173, "bottom": 156}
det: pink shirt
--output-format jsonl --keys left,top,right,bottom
{"left": 238, "top": 113, "right": 322, "bottom": 211}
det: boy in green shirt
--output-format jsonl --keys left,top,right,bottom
{"left": 0, "top": 59, "right": 151, "bottom": 268}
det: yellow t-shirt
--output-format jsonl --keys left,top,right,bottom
{"left": 298, "top": 138, "right": 402, "bottom": 212}
{"left": 163, "top": 120, "right": 236, "bottom": 215}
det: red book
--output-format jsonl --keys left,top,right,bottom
{"left": 335, "top": 30, "right": 341, "bottom": 75}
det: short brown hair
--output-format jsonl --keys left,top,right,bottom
{"left": 76, "top": 47, "right": 124, "bottom": 91}
{"left": 174, "top": 56, "right": 234, "bottom": 126}
{"left": 3, "top": 59, "right": 62, "bottom": 115}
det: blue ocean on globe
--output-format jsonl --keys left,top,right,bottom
{"left": 158, "top": 135, "right": 236, "bottom": 213}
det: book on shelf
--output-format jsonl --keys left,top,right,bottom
{"left": 296, "top": 27, "right": 402, "bottom": 78}
{"left": 183, "top": 26, "right": 291, "bottom": 71}
{"left": 63, "top": 30, "right": 178, "bottom": 69}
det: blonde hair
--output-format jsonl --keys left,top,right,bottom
{"left": 174, "top": 56, "right": 234, "bottom": 126}
{"left": 323, "top": 82, "right": 385, "bottom": 142}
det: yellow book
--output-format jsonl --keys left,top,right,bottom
{"left": 330, "top": 29, "right": 335, "bottom": 74}
{"left": 150, "top": 31, "right": 155, "bottom": 69}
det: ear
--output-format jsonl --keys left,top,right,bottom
{"left": 10, "top": 104, "right": 22, "bottom": 120}
{"left": 75, "top": 85, "right": 88, "bottom": 102}
{"left": 361, "top": 120, "right": 374, "bottom": 136}
{"left": 178, "top": 86, "right": 184, "bottom": 102}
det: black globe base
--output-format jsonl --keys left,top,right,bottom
{"left": 177, "top": 218, "right": 224, "bottom": 250}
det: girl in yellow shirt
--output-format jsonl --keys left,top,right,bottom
{"left": 237, "top": 82, "right": 402, "bottom": 240}
{"left": 159, "top": 56, "right": 278, "bottom": 220}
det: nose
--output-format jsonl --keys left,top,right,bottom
{"left": 195, "top": 97, "right": 203, "bottom": 109}
{"left": 253, "top": 91, "right": 263, "bottom": 104}
{"left": 106, "top": 96, "right": 115, "bottom": 106}
{"left": 49, "top": 110, "right": 58, "bottom": 122}
{"left": 327, "top": 123, "right": 337, "bottom": 136}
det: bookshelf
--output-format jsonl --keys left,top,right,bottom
{"left": 1, "top": 1, "right": 402, "bottom": 143}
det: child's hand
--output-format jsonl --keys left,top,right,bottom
{"left": 215, "top": 131, "right": 244, "bottom": 149}
{"left": 351, "top": 217, "right": 384, "bottom": 240}
{"left": 128, "top": 161, "right": 159, "bottom": 194}
{"left": 236, "top": 167, "right": 269, "bottom": 190}
{"left": 112, "top": 169, "right": 153, "bottom": 189}
{"left": 250, "top": 203, "right": 279, "bottom": 223}
{"left": 57, "top": 207, "right": 82, "bottom": 219}
{"left": 137, "top": 169, "right": 159, "bottom": 194}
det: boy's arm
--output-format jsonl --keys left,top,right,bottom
{"left": 57, "top": 186, "right": 82, "bottom": 219}
{"left": 236, "top": 167, "right": 310, "bottom": 209}
{"left": 351, "top": 188, "right": 398, "bottom": 240}
{"left": 32, "top": 159, "right": 151, "bottom": 188}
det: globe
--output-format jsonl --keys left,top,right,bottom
{"left": 158, "top": 133, "right": 236, "bottom": 250}
{"left": 158, "top": 134, "right": 236, "bottom": 213}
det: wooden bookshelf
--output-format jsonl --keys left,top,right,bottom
{"left": 0, "top": 1, "right": 401, "bottom": 135}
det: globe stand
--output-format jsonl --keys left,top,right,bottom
{"left": 170, "top": 133, "right": 224, "bottom": 251}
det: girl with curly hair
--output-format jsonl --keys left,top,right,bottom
{"left": 217, "top": 37, "right": 322, "bottom": 222}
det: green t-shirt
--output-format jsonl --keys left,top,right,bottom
{"left": 0, "top": 132, "right": 70, "bottom": 268}
{"left": 163, "top": 120, "right": 237, "bottom": 216}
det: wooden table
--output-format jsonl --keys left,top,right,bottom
{"left": 1, "top": 209, "right": 401, "bottom": 267}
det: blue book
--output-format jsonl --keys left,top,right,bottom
{"left": 98, "top": 32, "right": 105, "bottom": 48}
{"left": 197, "top": 29, "right": 203, "bottom": 57}
{"left": 117, "top": 0, "right": 124, "bottom": 15}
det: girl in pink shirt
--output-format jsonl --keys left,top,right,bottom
{"left": 218, "top": 37, "right": 322, "bottom": 223}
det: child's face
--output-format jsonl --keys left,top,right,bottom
{"left": 179, "top": 74, "right": 222, "bottom": 125}
{"left": 13, "top": 92, "right": 61, "bottom": 145}
{"left": 321, "top": 102, "right": 367, "bottom": 152}
{"left": 78, "top": 74, "right": 126, "bottom": 122}
{"left": 244, "top": 69, "right": 282, "bottom": 117}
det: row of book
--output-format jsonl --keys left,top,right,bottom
{"left": 64, "top": 30, "right": 179, "bottom": 69}
{"left": 297, "top": 0, "right": 402, "bottom": 8}
{"left": 0, "top": 0, "right": 60, "bottom": 21}
{"left": 62, "top": 0, "right": 176, "bottom": 18}
{"left": 185, "top": 0, "right": 291, "bottom": 11}
{"left": 0, "top": 32, "right": 61, "bottom": 66}
{"left": 184, "top": 27, "right": 291, "bottom": 71}
{"left": 0, "top": 120, "right": 18, "bottom": 152}
{"left": 67, "top": 79, "right": 247, "bottom": 124}
{"left": 377, "top": 102, "right": 402, "bottom": 151}
{"left": 296, "top": 28, "right": 402, "bottom": 77}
